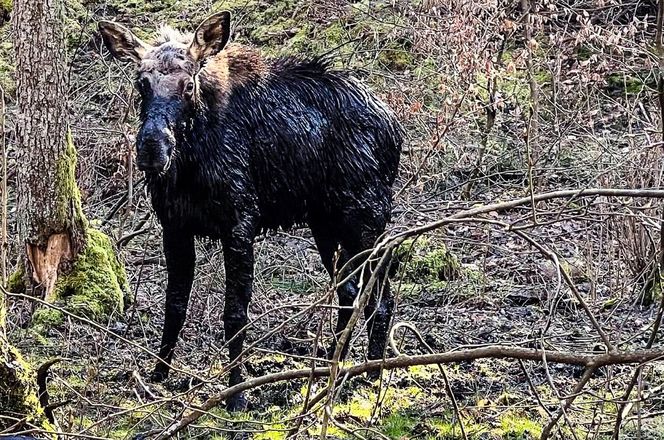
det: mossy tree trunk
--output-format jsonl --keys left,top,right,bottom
{"left": 1, "top": 0, "right": 71, "bottom": 423}
{"left": 11, "top": 0, "right": 127, "bottom": 323}
{"left": 13, "top": 0, "right": 86, "bottom": 300}
{"left": 2, "top": 0, "right": 126, "bottom": 424}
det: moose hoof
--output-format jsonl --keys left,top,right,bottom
{"left": 226, "top": 392, "right": 249, "bottom": 412}
{"left": 150, "top": 366, "right": 170, "bottom": 383}
{"left": 325, "top": 342, "right": 349, "bottom": 361}
{"left": 366, "top": 369, "right": 381, "bottom": 381}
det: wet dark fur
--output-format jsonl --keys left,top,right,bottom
{"left": 150, "top": 56, "right": 401, "bottom": 233}
{"left": 147, "top": 48, "right": 403, "bottom": 409}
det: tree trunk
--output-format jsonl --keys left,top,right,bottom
{"left": 10, "top": 0, "right": 127, "bottom": 324}
{"left": 13, "top": 0, "right": 86, "bottom": 301}
{"left": 0, "top": 0, "right": 67, "bottom": 426}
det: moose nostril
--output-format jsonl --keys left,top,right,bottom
{"left": 141, "top": 138, "right": 161, "bottom": 149}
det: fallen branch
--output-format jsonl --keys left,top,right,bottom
{"left": 154, "top": 345, "right": 664, "bottom": 439}
{"left": 397, "top": 188, "right": 664, "bottom": 239}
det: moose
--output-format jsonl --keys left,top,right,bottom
{"left": 99, "top": 11, "right": 403, "bottom": 410}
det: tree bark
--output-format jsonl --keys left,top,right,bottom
{"left": 13, "top": 0, "right": 86, "bottom": 301}
{"left": 0, "top": 0, "right": 72, "bottom": 428}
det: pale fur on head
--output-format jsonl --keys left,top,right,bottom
{"left": 154, "top": 25, "right": 193, "bottom": 46}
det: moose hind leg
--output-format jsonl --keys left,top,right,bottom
{"left": 364, "top": 266, "right": 394, "bottom": 361}
{"left": 334, "top": 281, "right": 361, "bottom": 359}
{"left": 310, "top": 219, "right": 358, "bottom": 360}
{"left": 341, "top": 203, "right": 394, "bottom": 362}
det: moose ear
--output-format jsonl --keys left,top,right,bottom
{"left": 98, "top": 21, "right": 152, "bottom": 64}
{"left": 189, "top": 11, "right": 231, "bottom": 62}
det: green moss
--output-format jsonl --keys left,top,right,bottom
{"left": 382, "top": 413, "right": 418, "bottom": 439}
{"left": 394, "top": 237, "right": 462, "bottom": 283}
{"left": 287, "top": 23, "right": 314, "bottom": 53}
{"left": 533, "top": 69, "right": 552, "bottom": 85}
{"left": 7, "top": 265, "right": 25, "bottom": 293}
{"left": 426, "top": 410, "right": 541, "bottom": 439}
{"left": 605, "top": 72, "right": 649, "bottom": 95}
{"left": 255, "top": 424, "right": 288, "bottom": 440}
{"left": 50, "top": 228, "right": 128, "bottom": 322}
{"left": 498, "top": 413, "right": 542, "bottom": 439}
{"left": 55, "top": 130, "right": 87, "bottom": 234}
{"left": 239, "top": 0, "right": 310, "bottom": 53}
{"left": 406, "top": 364, "right": 437, "bottom": 380}
{"left": 429, "top": 417, "right": 488, "bottom": 439}
{"left": 377, "top": 39, "right": 414, "bottom": 71}
{"left": 250, "top": 17, "right": 298, "bottom": 45}
{"left": 63, "top": 0, "right": 90, "bottom": 49}
{"left": 31, "top": 308, "right": 65, "bottom": 327}
{"left": 0, "top": 340, "right": 55, "bottom": 434}
{"left": 323, "top": 21, "right": 345, "bottom": 47}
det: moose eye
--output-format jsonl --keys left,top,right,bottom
{"left": 184, "top": 81, "right": 195, "bottom": 97}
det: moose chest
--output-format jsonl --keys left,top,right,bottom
{"left": 148, "top": 176, "right": 237, "bottom": 240}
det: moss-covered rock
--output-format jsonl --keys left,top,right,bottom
{"left": 44, "top": 228, "right": 128, "bottom": 322}
{"left": 393, "top": 237, "right": 463, "bottom": 283}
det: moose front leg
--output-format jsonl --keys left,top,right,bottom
{"left": 223, "top": 223, "right": 255, "bottom": 411}
{"left": 152, "top": 229, "right": 195, "bottom": 382}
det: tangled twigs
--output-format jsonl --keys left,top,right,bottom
{"left": 0, "top": 84, "right": 6, "bottom": 286}
{"left": 611, "top": 214, "right": 664, "bottom": 437}
{"left": 609, "top": 1, "right": 664, "bottom": 438}
{"left": 320, "top": 250, "right": 392, "bottom": 437}
{"left": 390, "top": 322, "right": 468, "bottom": 440}
{"left": 2, "top": 289, "right": 204, "bottom": 382}
{"left": 153, "top": 346, "right": 664, "bottom": 439}
{"left": 397, "top": 188, "right": 664, "bottom": 239}
{"left": 540, "top": 366, "right": 599, "bottom": 440}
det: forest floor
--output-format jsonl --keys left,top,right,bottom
{"left": 4, "top": 0, "right": 664, "bottom": 439}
